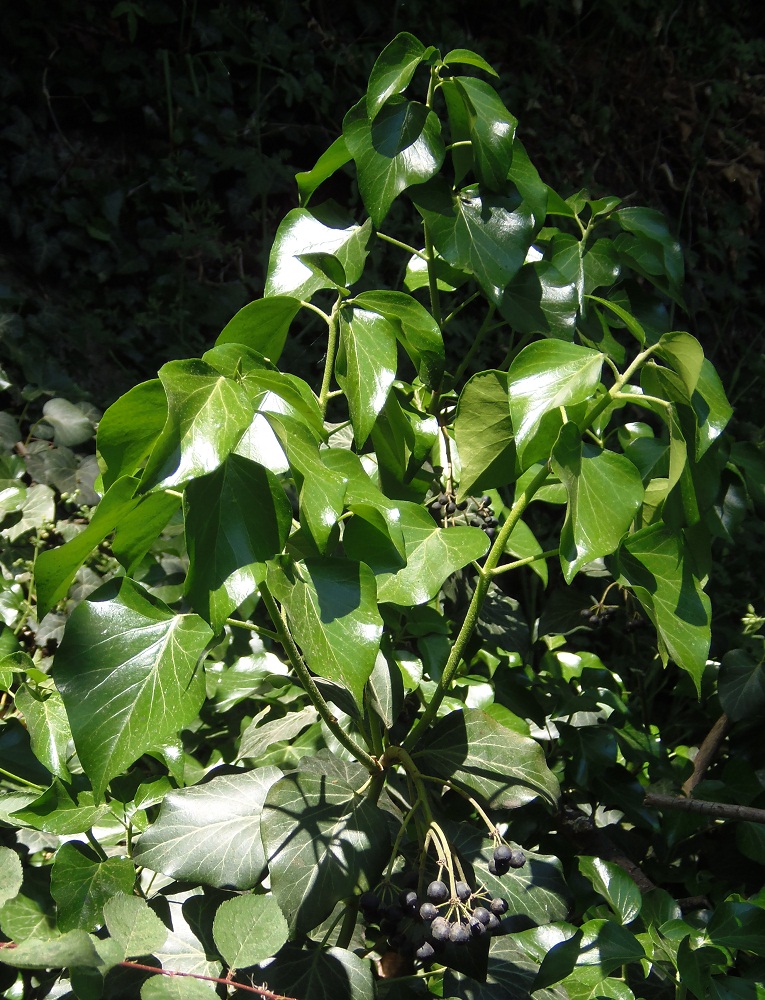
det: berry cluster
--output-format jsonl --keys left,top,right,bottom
{"left": 428, "top": 491, "right": 499, "bottom": 540}
{"left": 360, "top": 868, "right": 512, "bottom": 964}
{"left": 489, "top": 844, "right": 525, "bottom": 876}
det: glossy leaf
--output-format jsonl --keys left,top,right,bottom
{"left": 262, "top": 761, "right": 390, "bottom": 937}
{"left": 336, "top": 306, "right": 398, "bottom": 447}
{"left": 296, "top": 136, "right": 352, "bottom": 206}
{"left": 54, "top": 578, "right": 212, "bottom": 800}
{"left": 111, "top": 490, "right": 181, "bottom": 573}
{"left": 707, "top": 901, "right": 765, "bottom": 955}
{"left": 140, "top": 360, "right": 253, "bottom": 492}
{"left": 366, "top": 32, "right": 426, "bottom": 119}
{"left": 656, "top": 331, "right": 704, "bottom": 397}
{"left": 507, "top": 341, "right": 604, "bottom": 467}
{"left": 50, "top": 842, "right": 135, "bottom": 932}
{"left": 552, "top": 424, "right": 643, "bottom": 582}
{"left": 214, "top": 296, "right": 301, "bottom": 364}
{"left": 507, "top": 138, "right": 548, "bottom": 228}
{"left": 103, "top": 893, "right": 168, "bottom": 957}
{"left": 343, "top": 502, "right": 489, "bottom": 606}
{"left": 96, "top": 380, "right": 168, "bottom": 490}
{"left": 238, "top": 705, "right": 319, "bottom": 761}
{"left": 265, "top": 205, "right": 371, "bottom": 300}
{"left": 616, "top": 524, "right": 711, "bottom": 688}
{"left": 344, "top": 96, "right": 445, "bottom": 227}
{"left": 183, "top": 455, "right": 291, "bottom": 631}
{"left": 693, "top": 359, "right": 733, "bottom": 458}
{"left": 141, "top": 977, "right": 213, "bottom": 1000}
{"left": 13, "top": 683, "right": 73, "bottom": 781}
{"left": 444, "top": 932, "right": 568, "bottom": 1000}
{"left": 352, "top": 290, "right": 445, "bottom": 390}
{"left": 454, "top": 370, "right": 515, "bottom": 498}
{"left": 267, "top": 557, "right": 383, "bottom": 709}
{"left": 134, "top": 768, "right": 281, "bottom": 889}
{"left": 578, "top": 857, "right": 641, "bottom": 925}
{"left": 413, "top": 179, "right": 534, "bottom": 299}
{"left": 212, "top": 894, "right": 288, "bottom": 969}
{"left": 443, "top": 47, "right": 498, "bottom": 76}
{"left": 453, "top": 77, "right": 517, "bottom": 191}
{"left": 498, "top": 260, "right": 578, "bottom": 340}
{"left": 256, "top": 944, "right": 375, "bottom": 1000}
{"left": 614, "top": 207, "right": 684, "bottom": 299}
{"left": 415, "top": 708, "right": 560, "bottom": 808}
{"left": 321, "top": 447, "right": 406, "bottom": 555}
{"left": 35, "top": 476, "right": 139, "bottom": 619}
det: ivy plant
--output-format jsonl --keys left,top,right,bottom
{"left": 1, "top": 33, "right": 762, "bottom": 1000}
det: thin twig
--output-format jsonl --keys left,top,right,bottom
{"left": 644, "top": 793, "right": 765, "bottom": 824}
{"left": 681, "top": 713, "right": 731, "bottom": 795}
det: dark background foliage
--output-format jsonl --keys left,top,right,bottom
{"left": 2, "top": 0, "right": 763, "bottom": 407}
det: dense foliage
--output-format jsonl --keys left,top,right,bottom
{"left": 1, "top": 29, "right": 765, "bottom": 1000}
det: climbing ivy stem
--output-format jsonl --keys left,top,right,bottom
{"left": 318, "top": 297, "right": 342, "bottom": 417}
{"left": 376, "top": 231, "right": 425, "bottom": 259}
{"left": 258, "top": 583, "right": 381, "bottom": 774}
{"left": 403, "top": 463, "right": 551, "bottom": 750}
{"left": 490, "top": 547, "right": 559, "bottom": 577}
{"left": 225, "top": 617, "right": 279, "bottom": 642}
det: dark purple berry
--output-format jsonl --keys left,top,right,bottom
{"left": 472, "top": 906, "right": 491, "bottom": 925}
{"left": 455, "top": 881, "right": 472, "bottom": 902}
{"left": 484, "top": 527, "right": 496, "bottom": 540}
{"left": 457, "top": 500, "right": 468, "bottom": 511}
{"left": 470, "top": 918, "right": 486, "bottom": 937}
{"left": 487, "top": 913, "right": 501, "bottom": 932}
{"left": 485, "top": 516, "right": 499, "bottom": 527}
{"left": 493, "top": 845, "right": 513, "bottom": 865}
{"left": 480, "top": 495, "right": 491, "bottom": 506}
{"left": 488, "top": 859, "right": 499, "bottom": 876}
{"left": 508, "top": 849, "right": 526, "bottom": 869}
{"left": 400, "top": 890, "right": 418, "bottom": 915}
{"left": 419, "top": 901, "right": 438, "bottom": 922}
{"left": 490, "top": 897, "right": 508, "bottom": 915}
{"left": 427, "top": 880, "right": 449, "bottom": 904}
{"left": 416, "top": 941, "right": 435, "bottom": 962}
{"left": 430, "top": 916, "right": 451, "bottom": 942}
{"left": 450, "top": 922, "right": 471, "bottom": 944}
{"left": 359, "top": 891, "right": 379, "bottom": 914}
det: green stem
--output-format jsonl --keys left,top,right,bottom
{"left": 334, "top": 902, "right": 358, "bottom": 950}
{"left": 0, "top": 767, "right": 45, "bottom": 791}
{"left": 376, "top": 232, "right": 426, "bottom": 259}
{"left": 419, "top": 773, "right": 498, "bottom": 838}
{"left": 318, "top": 297, "right": 342, "bottom": 417}
{"left": 258, "top": 583, "right": 381, "bottom": 774}
{"left": 86, "top": 829, "right": 108, "bottom": 862}
{"left": 490, "top": 547, "right": 559, "bottom": 577}
{"left": 423, "top": 223, "right": 442, "bottom": 330}
{"left": 403, "top": 463, "right": 551, "bottom": 750}
{"left": 298, "top": 299, "right": 332, "bottom": 324}
{"left": 225, "top": 618, "right": 279, "bottom": 642}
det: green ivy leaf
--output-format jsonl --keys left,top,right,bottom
{"left": 0, "top": 847, "right": 22, "bottom": 907}
{"left": 343, "top": 502, "right": 489, "bottom": 606}
{"left": 35, "top": 476, "right": 139, "bottom": 619}
{"left": 255, "top": 944, "right": 375, "bottom": 1000}
{"left": 265, "top": 205, "right": 371, "bottom": 300}
{"left": 13, "top": 683, "right": 73, "bottom": 781}
{"left": 322, "top": 448, "right": 406, "bottom": 556}
{"left": 134, "top": 768, "right": 281, "bottom": 889}
{"left": 616, "top": 524, "right": 711, "bottom": 689}
{"left": 443, "top": 48, "right": 499, "bottom": 76}
{"left": 96, "top": 380, "right": 168, "bottom": 491}
{"left": 140, "top": 360, "right": 253, "bottom": 492}
{"left": 414, "top": 708, "right": 560, "bottom": 808}
{"left": 103, "top": 893, "right": 168, "bottom": 958}
{"left": 50, "top": 842, "right": 134, "bottom": 933}
{"left": 352, "top": 290, "right": 445, "bottom": 390}
{"left": 42, "top": 398, "right": 96, "bottom": 447}
{"left": 507, "top": 138, "right": 547, "bottom": 228}
{"left": 366, "top": 32, "right": 426, "bottom": 119}
{"left": 212, "top": 895, "right": 288, "bottom": 969}
{"left": 267, "top": 557, "right": 383, "bottom": 710}
{"left": 238, "top": 706, "right": 319, "bottom": 761}
{"left": 507, "top": 341, "right": 604, "bottom": 468}
{"left": 10, "top": 782, "right": 109, "bottom": 836}
{"left": 413, "top": 179, "right": 534, "bottom": 299}
{"left": 111, "top": 491, "right": 181, "bottom": 574}
{"left": 551, "top": 424, "right": 644, "bottom": 582}
{"left": 613, "top": 207, "right": 684, "bottom": 302}
{"left": 183, "top": 455, "right": 292, "bottom": 631}
{"left": 296, "top": 136, "right": 352, "bottom": 207}
{"left": 344, "top": 96, "right": 445, "bottom": 227}
{"left": 336, "top": 306, "right": 398, "bottom": 447}
{"left": 693, "top": 359, "right": 733, "bottom": 459}
{"left": 560, "top": 967, "right": 637, "bottom": 1000}
{"left": 141, "top": 976, "right": 214, "bottom": 1000}
{"left": 454, "top": 370, "right": 515, "bottom": 498}
{"left": 54, "top": 578, "right": 212, "bottom": 800}
{"left": 718, "top": 648, "right": 765, "bottom": 722}
{"left": 262, "top": 761, "right": 390, "bottom": 936}
{"left": 444, "top": 931, "right": 566, "bottom": 1000}
{"left": 214, "top": 296, "right": 302, "bottom": 364}
{"left": 453, "top": 77, "right": 517, "bottom": 191}
{"left": 499, "top": 260, "right": 578, "bottom": 341}
{"left": 707, "top": 901, "right": 765, "bottom": 955}
{"left": 578, "top": 857, "right": 642, "bottom": 925}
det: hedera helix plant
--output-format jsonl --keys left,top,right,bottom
{"left": 0, "top": 31, "right": 749, "bottom": 1000}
